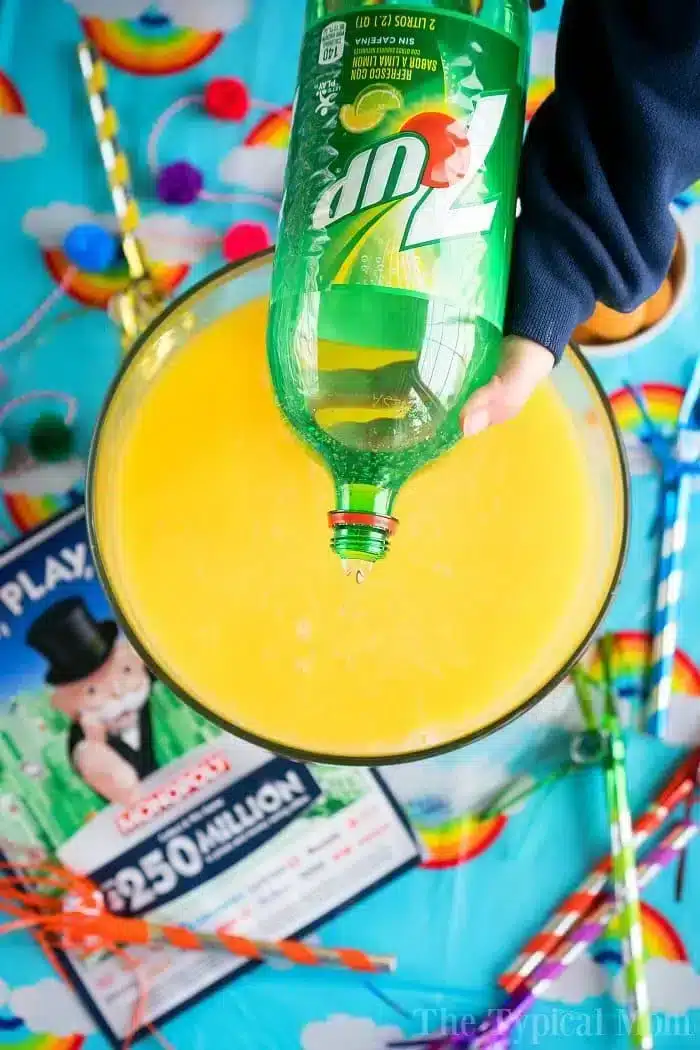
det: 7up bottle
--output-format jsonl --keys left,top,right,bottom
{"left": 268, "top": 0, "right": 529, "bottom": 579}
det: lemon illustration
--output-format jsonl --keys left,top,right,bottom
{"left": 340, "top": 84, "right": 403, "bottom": 134}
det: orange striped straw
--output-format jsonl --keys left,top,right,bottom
{"left": 0, "top": 856, "right": 395, "bottom": 975}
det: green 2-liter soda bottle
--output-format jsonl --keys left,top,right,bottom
{"left": 268, "top": 0, "right": 529, "bottom": 579}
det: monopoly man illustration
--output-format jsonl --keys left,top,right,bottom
{"left": 26, "top": 596, "right": 159, "bottom": 807}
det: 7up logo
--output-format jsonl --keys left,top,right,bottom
{"left": 312, "top": 93, "right": 509, "bottom": 245}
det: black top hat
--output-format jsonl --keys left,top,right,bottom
{"left": 26, "top": 598, "right": 118, "bottom": 686}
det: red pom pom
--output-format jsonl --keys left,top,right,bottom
{"left": 204, "top": 78, "right": 250, "bottom": 121}
{"left": 222, "top": 222, "right": 271, "bottom": 263}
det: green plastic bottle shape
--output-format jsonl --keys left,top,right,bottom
{"left": 268, "top": 0, "right": 530, "bottom": 579}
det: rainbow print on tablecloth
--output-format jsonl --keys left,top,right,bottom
{"left": 3, "top": 490, "right": 77, "bottom": 535}
{"left": 608, "top": 383, "right": 685, "bottom": 437}
{"left": 42, "top": 248, "right": 188, "bottom": 310}
{"left": 526, "top": 76, "right": 553, "bottom": 122}
{"left": 244, "top": 105, "right": 292, "bottom": 148}
{"left": 2, "top": 1037, "right": 83, "bottom": 1050}
{"left": 81, "top": 13, "right": 222, "bottom": 76}
{"left": 413, "top": 811, "right": 506, "bottom": 869}
{"left": 594, "top": 902, "right": 688, "bottom": 967}
{"left": 0, "top": 1035, "right": 84, "bottom": 1050}
{"left": 0, "top": 71, "right": 24, "bottom": 115}
{"left": 0, "top": 69, "right": 45, "bottom": 160}
{"left": 588, "top": 630, "right": 700, "bottom": 700}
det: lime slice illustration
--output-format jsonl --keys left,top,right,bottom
{"left": 340, "top": 103, "right": 381, "bottom": 133}
{"left": 340, "top": 84, "right": 403, "bottom": 134}
{"left": 356, "top": 84, "right": 402, "bottom": 116}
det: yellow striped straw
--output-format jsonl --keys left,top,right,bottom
{"left": 77, "top": 40, "right": 165, "bottom": 347}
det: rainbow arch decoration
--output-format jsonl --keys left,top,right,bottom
{"left": 588, "top": 631, "right": 700, "bottom": 700}
{"left": 43, "top": 248, "right": 188, "bottom": 310}
{"left": 526, "top": 76, "right": 553, "bottom": 122}
{"left": 0, "top": 71, "right": 24, "bottom": 115}
{"left": 3, "top": 491, "right": 78, "bottom": 535}
{"left": 0, "top": 1026, "right": 84, "bottom": 1050}
{"left": 594, "top": 902, "right": 688, "bottom": 967}
{"left": 413, "top": 810, "right": 506, "bottom": 869}
{"left": 244, "top": 105, "right": 292, "bottom": 149}
{"left": 608, "top": 384, "right": 684, "bottom": 439}
{"left": 81, "top": 13, "right": 222, "bottom": 76}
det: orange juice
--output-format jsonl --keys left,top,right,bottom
{"left": 91, "top": 259, "right": 626, "bottom": 762}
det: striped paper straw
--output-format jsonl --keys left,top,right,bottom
{"left": 646, "top": 355, "right": 700, "bottom": 737}
{"left": 599, "top": 637, "right": 652, "bottom": 1050}
{"left": 76, "top": 41, "right": 164, "bottom": 345}
{"left": 60, "top": 913, "right": 395, "bottom": 973}
{"left": 463, "top": 821, "right": 698, "bottom": 1050}
{"left": 498, "top": 749, "right": 699, "bottom": 992}
{"left": 388, "top": 822, "right": 698, "bottom": 1050}
{"left": 647, "top": 478, "right": 692, "bottom": 737}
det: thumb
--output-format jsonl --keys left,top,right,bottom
{"left": 461, "top": 335, "right": 555, "bottom": 437}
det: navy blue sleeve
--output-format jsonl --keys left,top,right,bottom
{"left": 507, "top": 0, "right": 700, "bottom": 361}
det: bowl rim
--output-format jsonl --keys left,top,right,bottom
{"left": 87, "top": 250, "right": 631, "bottom": 767}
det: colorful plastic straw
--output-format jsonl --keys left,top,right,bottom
{"left": 388, "top": 821, "right": 698, "bottom": 1049}
{"left": 598, "top": 636, "right": 652, "bottom": 1049}
{"left": 499, "top": 747, "right": 700, "bottom": 993}
{"left": 633, "top": 355, "right": 700, "bottom": 737}
{"left": 77, "top": 40, "right": 165, "bottom": 345}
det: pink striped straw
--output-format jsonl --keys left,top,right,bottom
{"left": 498, "top": 751, "right": 700, "bottom": 993}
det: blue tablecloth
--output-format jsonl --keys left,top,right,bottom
{"left": 1, "top": 2, "right": 700, "bottom": 1048}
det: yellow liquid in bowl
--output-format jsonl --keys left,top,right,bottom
{"left": 93, "top": 292, "right": 621, "bottom": 761}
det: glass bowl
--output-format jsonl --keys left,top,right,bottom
{"left": 88, "top": 250, "right": 629, "bottom": 765}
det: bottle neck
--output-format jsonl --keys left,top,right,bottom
{"left": 329, "top": 483, "right": 398, "bottom": 564}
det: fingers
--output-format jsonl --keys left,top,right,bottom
{"left": 460, "top": 336, "right": 555, "bottom": 437}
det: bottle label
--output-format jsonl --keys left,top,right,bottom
{"left": 278, "top": 6, "right": 524, "bottom": 328}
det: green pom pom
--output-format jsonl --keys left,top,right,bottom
{"left": 28, "top": 413, "right": 75, "bottom": 463}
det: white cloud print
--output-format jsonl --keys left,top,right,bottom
{"left": 23, "top": 202, "right": 213, "bottom": 264}
{"left": 63, "top": 0, "right": 145, "bottom": 16}
{"left": 382, "top": 756, "right": 519, "bottom": 819}
{"left": 680, "top": 202, "right": 700, "bottom": 244}
{"left": 0, "top": 114, "right": 46, "bottom": 161}
{"left": 612, "top": 959, "right": 700, "bottom": 1016}
{"left": 160, "top": 0, "right": 248, "bottom": 31}
{"left": 530, "top": 31, "right": 556, "bottom": 78}
{"left": 538, "top": 955, "right": 609, "bottom": 1005}
{"left": 523, "top": 677, "right": 635, "bottom": 734}
{"left": 64, "top": 0, "right": 248, "bottom": 31}
{"left": 23, "top": 202, "right": 116, "bottom": 248}
{"left": 537, "top": 955, "right": 700, "bottom": 1017}
{"left": 302, "top": 1015, "right": 403, "bottom": 1050}
{"left": 219, "top": 145, "right": 288, "bottom": 196}
{"left": 138, "top": 213, "right": 216, "bottom": 263}
{"left": 664, "top": 692, "right": 700, "bottom": 747}
{"left": 9, "top": 978, "right": 96, "bottom": 1036}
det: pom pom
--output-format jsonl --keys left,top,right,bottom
{"left": 28, "top": 413, "right": 75, "bottom": 464}
{"left": 63, "top": 224, "right": 119, "bottom": 273}
{"left": 222, "top": 222, "right": 271, "bottom": 263}
{"left": 204, "top": 77, "right": 250, "bottom": 121}
{"left": 156, "top": 161, "right": 204, "bottom": 205}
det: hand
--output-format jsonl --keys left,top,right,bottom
{"left": 460, "top": 335, "right": 555, "bottom": 437}
{"left": 80, "top": 713, "right": 107, "bottom": 742}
